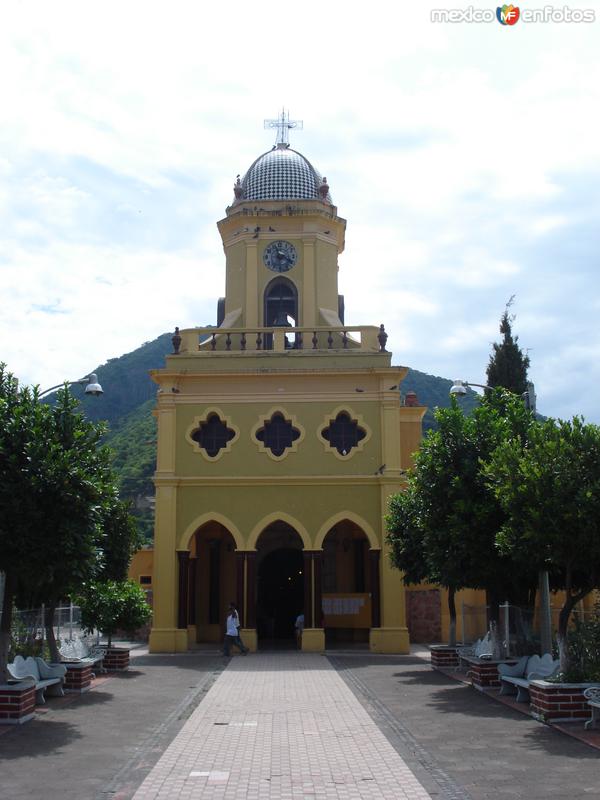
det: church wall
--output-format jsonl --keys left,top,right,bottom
{"left": 224, "top": 240, "right": 246, "bottom": 317}
{"left": 175, "top": 400, "right": 383, "bottom": 478}
{"left": 175, "top": 483, "right": 384, "bottom": 552}
{"left": 314, "top": 239, "right": 339, "bottom": 314}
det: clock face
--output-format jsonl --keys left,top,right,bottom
{"left": 263, "top": 240, "right": 297, "bottom": 273}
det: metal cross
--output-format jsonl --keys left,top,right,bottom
{"left": 264, "top": 109, "right": 303, "bottom": 146}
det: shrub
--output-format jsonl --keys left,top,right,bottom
{"left": 77, "top": 580, "right": 151, "bottom": 648}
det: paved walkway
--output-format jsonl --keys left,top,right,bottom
{"left": 131, "top": 653, "right": 431, "bottom": 799}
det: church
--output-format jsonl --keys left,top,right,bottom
{"left": 147, "top": 114, "right": 425, "bottom": 654}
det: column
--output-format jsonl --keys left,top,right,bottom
{"left": 301, "top": 551, "right": 325, "bottom": 652}
{"left": 303, "top": 551, "right": 313, "bottom": 628}
{"left": 236, "top": 551, "right": 245, "bottom": 626}
{"left": 313, "top": 551, "right": 323, "bottom": 627}
{"left": 369, "top": 549, "right": 381, "bottom": 628}
{"left": 177, "top": 551, "right": 189, "bottom": 630}
{"left": 246, "top": 552, "right": 257, "bottom": 629}
{"left": 188, "top": 558, "right": 197, "bottom": 625}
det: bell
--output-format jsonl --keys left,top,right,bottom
{"left": 272, "top": 310, "right": 292, "bottom": 327}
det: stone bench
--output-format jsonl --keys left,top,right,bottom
{"left": 584, "top": 686, "right": 600, "bottom": 730}
{"left": 59, "top": 638, "right": 106, "bottom": 672}
{"left": 498, "top": 654, "right": 559, "bottom": 703}
{"left": 457, "top": 633, "right": 492, "bottom": 671}
{"left": 7, "top": 656, "right": 66, "bottom": 705}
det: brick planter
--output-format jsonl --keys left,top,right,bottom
{"left": 529, "top": 681, "right": 600, "bottom": 723}
{"left": 465, "top": 658, "right": 518, "bottom": 691}
{"left": 0, "top": 681, "right": 36, "bottom": 725}
{"left": 430, "top": 645, "right": 459, "bottom": 670}
{"left": 63, "top": 662, "right": 93, "bottom": 693}
{"left": 102, "top": 647, "right": 130, "bottom": 672}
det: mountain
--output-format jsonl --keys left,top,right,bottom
{"left": 49, "top": 333, "right": 481, "bottom": 543}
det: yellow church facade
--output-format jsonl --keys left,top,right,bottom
{"left": 148, "top": 120, "right": 425, "bottom": 654}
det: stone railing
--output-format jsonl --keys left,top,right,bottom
{"left": 171, "top": 325, "right": 389, "bottom": 355}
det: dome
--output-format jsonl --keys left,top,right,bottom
{"left": 236, "top": 143, "right": 332, "bottom": 203}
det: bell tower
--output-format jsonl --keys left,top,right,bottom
{"left": 216, "top": 115, "right": 346, "bottom": 332}
{"left": 148, "top": 114, "right": 425, "bottom": 656}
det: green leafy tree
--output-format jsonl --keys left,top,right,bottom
{"left": 1, "top": 365, "right": 139, "bottom": 677}
{"left": 97, "top": 490, "right": 142, "bottom": 582}
{"left": 486, "top": 416, "right": 600, "bottom": 673}
{"left": 486, "top": 297, "right": 530, "bottom": 397}
{"left": 77, "top": 580, "right": 151, "bottom": 647}
{"left": 387, "top": 393, "right": 536, "bottom": 646}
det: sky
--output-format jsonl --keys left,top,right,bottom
{"left": 1, "top": 1, "right": 599, "bottom": 422}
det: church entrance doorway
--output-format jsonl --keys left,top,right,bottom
{"left": 255, "top": 522, "right": 304, "bottom": 648}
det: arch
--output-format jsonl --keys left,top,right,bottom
{"left": 248, "top": 512, "right": 311, "bottom": 550}
{"left": 314, "top": 511, "right": 380, "bottom": 551}
{"left": 264, "top": 276, "right": 298, "bottom": 327}
{"left": 177, "top": 512, "right": 244, "bottom": 552}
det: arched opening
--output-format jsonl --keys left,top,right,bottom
{"left": 321, "top": 520, "right": 372, "bottom": 648}
{"left": 190, "top": 522, "right": 237, "bottom": 645}
{"left": 255, "top": 521, "right": 304, "bottom": 648}
{"left": 263, "top": 277, "right": 298, "bottom": 350}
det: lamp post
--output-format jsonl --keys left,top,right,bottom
{"left": 451, "top": 378, "right": 551, "bottom": 654}
{"left": 39, "top": 373, "right": 104, "bottom": 399}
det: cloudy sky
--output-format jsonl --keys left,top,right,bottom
{"left": 1, "top": 1, "right": 599, "bottom": 422}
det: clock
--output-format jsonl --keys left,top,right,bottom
{"left": 263, "top": 240, "right": 297, "bottom": 273}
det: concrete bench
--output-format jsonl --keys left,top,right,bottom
{"left": 60, "top": 638, "right": 106, "bottom": 672}
{"left": 457, "top": 633, "right": 492, "bottom": 670}
{"left": 498, "top": 654, "right": 559, "bottom": 703}
{"left": 584, "top": 686, "right": 600, "bottom": 730}
{"left": 7, "top": 656, "right": 67, "bottom": 705}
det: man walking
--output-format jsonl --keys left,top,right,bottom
{"left": 223, "top": 602, "right": 249, "bottom": 656}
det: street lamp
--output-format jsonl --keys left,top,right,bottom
{"left": 450, "top": 379, "right": 536, "bottom": 413}
{"left": 39, "top": 374, "right": 103, "bottom": 399}
{"left": 450, "top": 380, "right": 492, "bottom": 396}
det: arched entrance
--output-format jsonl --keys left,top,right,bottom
{"left": 321, "top": 520, "right": 374, "bottom": 647}
{"left": 189, "top": 521, "right": 237, "bottom": 645}
{"left": 255, "top": 521, "right": 304, "bottom": 648}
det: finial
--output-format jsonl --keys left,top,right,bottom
{"left": 233, "top": 174, "right": 243, "bottom": 200}
{"left": 319, "top": 176, "right": 330, "bottom": 200}
{"left": 172, "top": 326, "right": 181, "bottom": 354}
{"left": 377, "top": 324, "right": 388, "bottom": 353}
{"left": 264, "top": 109, "right": 303, "bottom": 146}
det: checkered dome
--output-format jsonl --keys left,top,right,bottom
{"left": 240, "top": 144, "right": 331, "bottom": 202}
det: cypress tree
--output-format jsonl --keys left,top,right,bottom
{"left": 486, "top": 297, "right": 530, "bottom": 396}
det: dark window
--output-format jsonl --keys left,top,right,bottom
{"left": 321, "top": 411, "right": 366, "bottom": 456}
{"left": 191, "top": 413, "right": 235, "bottom": 458}
{"left": 139, "top": 575, "right": 152, "bottom": 586}
{"left": 256, "top": 412, "right": 300, "bottom": 457}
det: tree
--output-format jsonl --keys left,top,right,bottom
{"left": 0, "top": 365, "right": 137, "bottom": 677}
{"left": 77, "top": 580, "right": 151, "bottom": 648}
{"left": 486, "top": 416, "right": 600, "bottom": 673}
{"left": 0, "top": 366, "right": 55, "bottom": 679}
{"left": 387, "top": 392, "right": 536, "bottom": 646}
{"left": 486, "top": 297, "right": 530, "bottom": 397}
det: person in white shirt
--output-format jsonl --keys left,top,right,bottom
{"left": 223, "top": 602, "right": 249, "bottom": 656}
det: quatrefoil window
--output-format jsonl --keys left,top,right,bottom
{"left": 255, "top": 412, "right": 301, "bottom": 458}
{"left": 321, "top": 411, "right": 366, "bottom": 456}
{"left": 190, "top": 413, "right": 236, "bottom": 458}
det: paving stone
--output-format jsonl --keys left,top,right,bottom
{"left": 131, "top": 654, "right": 431, "bottom": 800}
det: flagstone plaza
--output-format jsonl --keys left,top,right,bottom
{"left": 1, "top": 647, "right": 599, "bottom": 799}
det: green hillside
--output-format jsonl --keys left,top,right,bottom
{"left": 47, "top": 333, "right": 482, "bottom": 543}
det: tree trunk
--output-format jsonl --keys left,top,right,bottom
{"left": 448, "top": 586, "right": 457, "bottom": 646}
{"left": 0, "top": 572, "right": 15, "bottom": 683}
{"left": 486, "top": 588, "right": 500, "bottom": 627}
{"left": 557, "top": 588, "right": 591, "bottom": 674}
{"left": 44, "top": 604, "right": 60, "bottom": 664}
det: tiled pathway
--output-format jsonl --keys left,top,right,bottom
{"left": 132, "top": 653, "right": 431, "bottom": 799}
